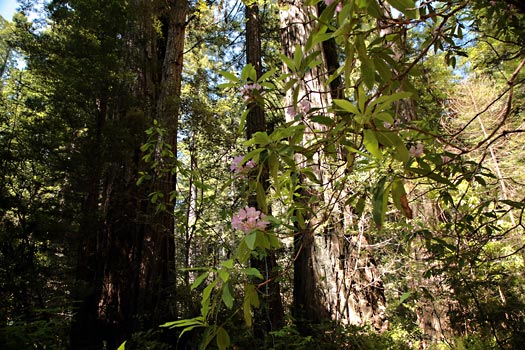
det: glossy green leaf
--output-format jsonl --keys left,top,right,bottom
{"left": 363, "top": 129, "right": 382, "bottom": 159}
{"left": 293, "top": 44, "right": 303, "bottom": 72}
{"left": 222, "top": 281, "right": 234, "bottom": 309}
{"left": 255, "top": 231, "right": 271, "bottom": 250}
{"left": 245, "top": 232, "right": 257, "bottom": 250}
{"left": 241, "top": 64, "right": 256, "bottom": 82}
{"left": 334, "top": 99, "right": 360, "bottom": 114}
{"left": 372, "top": 176, "right": 388, "bottom": 229}
{"left": 369, "top": 91, "right": 412, "bottom": 111}
{"left": 219, "top": 70, "right": 239, "bottom": 83}
{"left": 391, "top": 178, "right": 412, "bottom": 218}
{"left": 257, "top": 68, "right": 277, "bottom": 83}
{"left": 237, "top": 241, "right": 250, "bottom": 264}
{"left": 256, "top": 182, "right": 268, "bottom": 213}
{"left": 361, "top": 58, "right": 376, "bottom": 89}
{"left": 160, "top": 316, "right": 204, "bottom": 329}
{"left": 219, "top": 269, "right": 229, "bottom": 283}
{"left": 311, "top": 115, "right": 335, "bottom": 126}
{"left": 280, "top": 54, "right": 296, "bottom": 72}
{"left": 242, "top": 267, "right": 264, "bottom": 279}
{"left": 221, "top": 259, "right": 234, "bottom": 269}
{"left": 191, "top": 271, "right": 209, "bottom": 291}
{"left": 216, "top": 327, "right": 230, "bottom": 350}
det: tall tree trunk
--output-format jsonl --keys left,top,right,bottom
{"left": 140, "top": 0, "right": 187, "bottom": 324}
{"left": 279, "top": 0, "right": 386, "bottom": 330}
{"left": 69, "top": 1, "right": 188, "bottom": 348}
{"left": 69, "top": 94, "right": 108, "bottom": 350}
{"left": 245, "top": 2, "right": 284, "bottom": 337}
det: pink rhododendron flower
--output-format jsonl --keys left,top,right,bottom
{"left": 335, "top": 2, "right": 343, "bottom": 12}
{"left": 286, "top": 99, "right": 311, "bottom": 118}
{"left": 232, "top": 206, "right": 269, "bottom": 233}
{"left": 230, "top": 156, "right": 256, "bottom": 174}
{"left": 409, "top": 142, "right": 424, "bottom": 158}
{"left": 286, "top": 106, "right": 296, "bottom": 118}
{"left": 299, "top": 100, "right": 311, "bottom": 113}
{"left": 241, "top": 83, "right": 262, "bottom": 100}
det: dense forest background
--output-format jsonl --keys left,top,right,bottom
{"left": 1, "top": 0, "right": 525, "bottom": 349}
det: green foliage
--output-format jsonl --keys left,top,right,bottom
{"left": 3, "top": 0, "right": 525, "bottom": 349}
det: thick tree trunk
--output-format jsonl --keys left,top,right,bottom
{"left": 69, "top": 96, "right": 107, "bottom": 350}
{"left": 279, "top": 0, "right": 386, "bottom": 330}
{"left": 69, "top": 1, "right": 187, "bottom": 348}
{"left": 245, "top": 2, "right": 285, "bottom": 337}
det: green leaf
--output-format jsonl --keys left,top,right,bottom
{"left": 280, "top": 54, "right": 295, "bottom": 72}
{"left": 367, "top": 0, "right": 383, "bottom": 18}
{"left": 219, "top": 269, "right": 229, "bottom": 283}
{"left": 311, "top": 32, "right": 333, "bottom": 47}
{"left": 391, "top": 178, "right": 412, "bottom": 218}
{"left": 357, "top": 84, "right": 366, "bottom": 113}
{"left": 399, "top": 291, "right": 411, "bottom": 304}
{"left": 374, "top": 112, "right": 394, "bottom": 124}
{"left": 241, "top": 64, "right": 256, "bottom": 82}
{"left": 500, "top": 199, "right": 525, "bottom": 209}
{"left": 293, "top": 44, "right": 303, "bottom": 71}
{"left": 117, "top": 341, "right": 126, "bottom": 350}
{"left": 237, "top": 241, "right": 250, "bottom": 264}
{"left": 252, "top": 131, "right": 272, "bottom": 146}
{"left": 242, "top": 147, "right": 265, "bottom": 162}
{"left": 221, "top": 259, "right": 234, "bottom": 269}
{"left": 243, "top": 298, "right": 252, "bottom": 327}
{"left": 245, "top": 232, "right": 257, "bottom": 250}
{"left": 372, "top": 176, "right": 388, "bottom": 229}
{"left": 310, "top": 115, "right": 335, "bottom": 126}
{"left": 355, "top": 195, "right": 366, "bottom": 217}
{"left": 256, "top": 182, "right": 268, "bottom": 213}
{"left": 191, "top": 272, "right": 209, "bottom": 291}
{"left": 361, "top": 58, "right": 375, "bottom": 89}
{"left": 255, "top": 231, "right": 271, "bottom": 250}
{"left": 373, "top": 57, "right": 392, "bottom": 82}
{"left": 217, "top": 82, "right": 237, "bottom": 89}
{"left": 246, "top": 283, "right": 260, "bottom": 307}
{"left": 375, "top": 130, "right": 409, "bottom": 163}
{"left": 363, "top": 129, "right": 382, "bottom": 159}
{"left": 222, "top": 281, "right": 234, "bottom": 309}
{"left": 409, "top": 167, "right": 456, "bottom": 187}
{"left": 201, "top": 279, "right": 218, "bottom": 317}
{"left": 388, "top": 0, "right": 418, "bottom": 19}
{"left": 242, "top": 267, "right": 264, "bottom": 279}
{"left": 216, "top": 327, "right": 230, "bottom": 350}
{"left": 219, "top": 70, "right": 239, "bottom": 83}
{"left": 160, "top": 316, "right": 205, "bottom": 329}
{"left": 257, "top": 68, "right": 277, "bottom": 83}
{"left": 334, "top": 99, "right": 360, "bottom": 114}
{"left": 267, "top": 233, "right": 281, "bottom": 249}
{"left": 243, "top": 283, "right": 260, "bottom": 327}
{"left": 238, "top": 109, "right": 249, "bottom": 133}
{"left": 369, "top": 91, "right": 412, "bottom": 111}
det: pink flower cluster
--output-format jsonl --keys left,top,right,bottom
{"left": 325, "top": 0, "right": 343, "bottom": 12}
{"left": 241, "top": 83, "right": 262, "bottom": 101}
{"left": 409, "top": 142, "right": 424, "bottom": 157}
{"left": 230, "top": 156, "right": 256, "bottom": 174}
{"left": 286, "top": 100, "right": 311, "bottom": 118}
{"left": 232, "top": 206, "right": 269, "bottom": 233}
